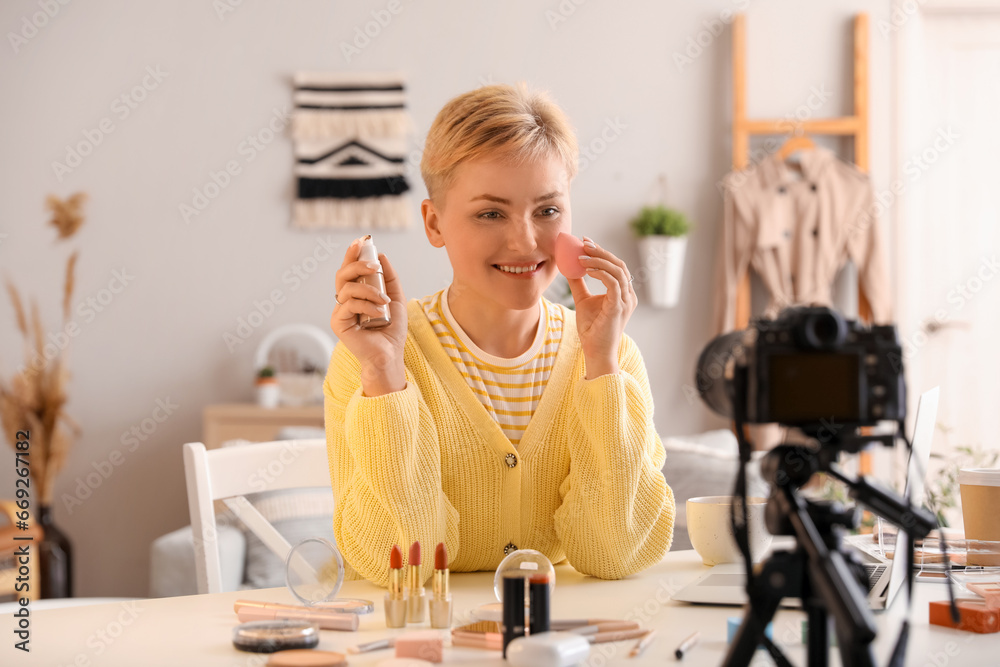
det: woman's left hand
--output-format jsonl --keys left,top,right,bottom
{"left": 566, "top": 237, "right": 637, "bottom": 379}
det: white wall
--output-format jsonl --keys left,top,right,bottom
{"left": 0, "top": 0, "right": 894, "bottom": 597}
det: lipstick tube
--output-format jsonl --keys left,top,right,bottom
{"left": 406, "top": 541, "right": 426, "bottom": 623}
{"left": 528, "top": 574, "right": 550, "bottom": 635}
{"left": 429, "top": 542, "right": 452, "bottom": 629}
{"left": 235, "top": 606, "right": 359, "bottom": 632}
{"left": 357, "top": 235, "right": 390, "bottom": 329}
{"left": 385, "top": 544, "right": 407, "bottom": 628}
{"left": 502, "top": 573, "right": 527, "bottom": 658}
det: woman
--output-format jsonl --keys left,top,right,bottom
{"left": 325, "top": 83, "right": 674, "bottom": 586}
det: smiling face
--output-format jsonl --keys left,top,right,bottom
{"left": 422, "top": 154, "right": 572, "bottom": 313}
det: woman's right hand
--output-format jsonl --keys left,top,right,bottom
{"left": 330, "top": 237, "right": 408, "bottom": 396}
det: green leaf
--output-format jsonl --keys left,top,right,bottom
{"left": 630, "top": 205, "right": 692, "bottom": 237}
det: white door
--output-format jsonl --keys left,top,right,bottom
{"left": 897, "top": 10, "right": 1000, "bottom": 475}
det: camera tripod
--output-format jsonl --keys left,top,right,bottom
{"left": 724, "top": 439, "right": 938, "bottom": 667}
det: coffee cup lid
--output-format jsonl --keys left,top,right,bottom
{"left": 959, "top": 468, "right": 1000, "bottom": 487}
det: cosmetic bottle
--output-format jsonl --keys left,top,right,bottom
{"left": 357, "top": 235, "right": 390, "bottom": 329}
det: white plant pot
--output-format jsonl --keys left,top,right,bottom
{"left": 638, "top": 236, "right": 687, "bottom": 308}
{"left": 256, "top": 382, "right": 280, "bottom": 408}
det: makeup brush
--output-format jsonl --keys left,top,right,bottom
{"left": 569, "top": 621, "right": 641, "bottom": 635}
{"left": 407, "top": 540, "right": 426, "bottom": 623}
{"left": 550, "top": 619, "right": 623, "bottom": 630}
{"left": 586, "top": 628, "right": 649, "bottom": 644}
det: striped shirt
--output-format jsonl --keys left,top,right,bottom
{"left": 418, "top": 288, "right": 564, "bottom": 446}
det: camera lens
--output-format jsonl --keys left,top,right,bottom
{"left": 694, "top": 330, "right": 746, "bottom": 419}
{"left": 801, "top": 310, "right": 846, "bottom": 350}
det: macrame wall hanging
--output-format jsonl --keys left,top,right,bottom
{"left": 291, "top": 71, "right": 412, "bottom": 229}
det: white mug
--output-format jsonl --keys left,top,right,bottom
{"left": 686, "top": 496, "right": 773, "bottom": 566}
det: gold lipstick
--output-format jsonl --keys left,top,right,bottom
{"left": 429, "top": 542, "right": 452, "bottom": 628}
{"left": 406, "top": 540, "right": 426, "bottom": 623}
{"left": 384, "top": 544, "right": 407, "bottom": 628}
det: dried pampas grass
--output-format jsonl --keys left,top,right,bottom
{"left": 46, "top": 193, "right": 87, "bottom": 240}
{"left": 0, "top": 193, "right": 86, "bottom": 506}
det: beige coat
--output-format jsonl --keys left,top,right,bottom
{"left": 716, "top": 146, "right": 892, "bottom": 333}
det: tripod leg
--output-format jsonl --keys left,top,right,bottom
{"left": 723, "top": 594, "right": 782, "bottom": 667}
{"left": 833, "top": 619, "right": 877, "bottom": 667}
{"left": 806, "top": 603, "right": 828, "bottom": 667}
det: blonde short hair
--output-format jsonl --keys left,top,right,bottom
{"left": 420, "top": 83, "right": 579, "bottom": 203}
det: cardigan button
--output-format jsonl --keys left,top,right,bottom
{"left": 506, "top": 453, "right": 517, "bottom": 468}
{"left": 504, "top": 543, "right": 518, "bottom": 556}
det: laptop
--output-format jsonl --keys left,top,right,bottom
{"left": 671, "top": 387, "right": 940, "bottom": 611}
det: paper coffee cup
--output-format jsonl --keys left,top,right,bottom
{"left": 959, "top": 468, "right": 1000, "bottom": 566}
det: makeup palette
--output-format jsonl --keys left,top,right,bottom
{"left": 232, "top": 620, "right": 319, "bottom": 653}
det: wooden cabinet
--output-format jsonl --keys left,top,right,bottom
{"left": 201, "top": 403, "right": 324, "bottom": 449}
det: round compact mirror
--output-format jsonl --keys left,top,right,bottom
{"left": 284, "top": 537, "right": 374, "bottom": 614}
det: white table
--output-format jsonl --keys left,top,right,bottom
{"left": 2, "top": 550, "right": 993, "bottom": 666}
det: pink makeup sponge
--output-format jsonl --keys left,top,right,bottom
{"left": 555, "top": 232, "right": 587, "bottom": 279}
{"left": 395, "top": 631, "right": 443, "bottom": 663}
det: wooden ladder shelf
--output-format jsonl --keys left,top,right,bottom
{"left": 730, "top": 13, "right": 873, "bottom": 329}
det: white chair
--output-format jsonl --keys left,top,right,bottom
{"left": 182, "top": 439, "right": 332, "bottom": 595}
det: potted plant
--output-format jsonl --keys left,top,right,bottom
{"left": 255, "top": 366, "right": 280, "bottom": 408}
{"left": 630, "top": 205, "right": 691, "bottom": 308}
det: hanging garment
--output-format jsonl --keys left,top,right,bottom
{"left": 715, "top": 146, "right": 892, "bottom": 333}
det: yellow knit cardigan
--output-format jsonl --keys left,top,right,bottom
{"left": 324, "top": 299, "right": 675, "bottom": 587}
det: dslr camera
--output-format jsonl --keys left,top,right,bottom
{"left": 696, "top": 306, "right": 905, "bottom": 433}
